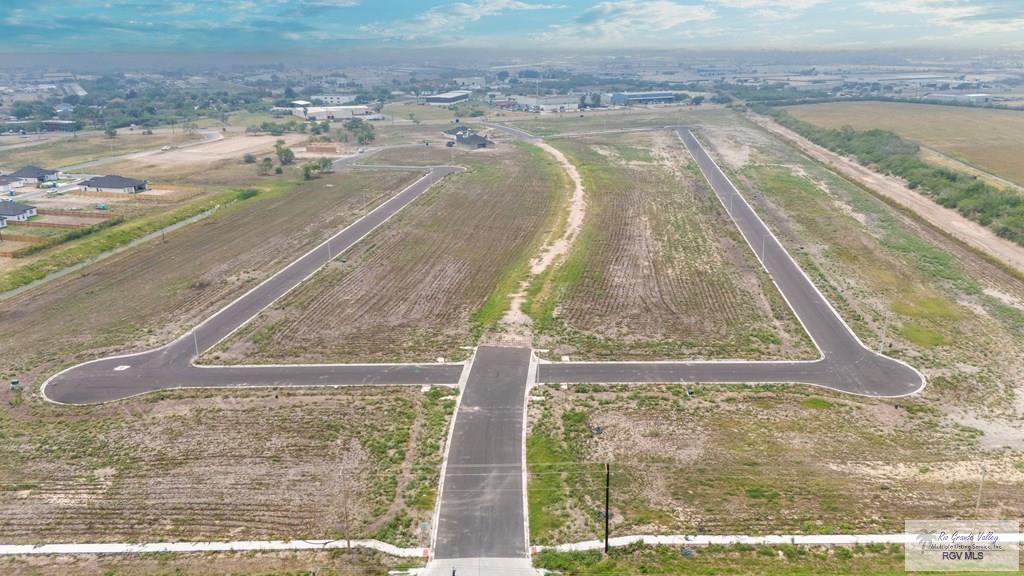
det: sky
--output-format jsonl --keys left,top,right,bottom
{"left": 2, "top": 0, "right": 1023, "bottom": 53}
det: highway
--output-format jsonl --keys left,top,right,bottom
{"left": 537, "top": 128, "right": 925, "bottom": 397}
{"left": 41, "top": 165, "right": 465, "bottom": 404}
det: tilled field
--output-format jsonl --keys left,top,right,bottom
{"left": 0, "top": 386, "right": 454, "bottom": 546}
{"left": 0, "top": 168, "right": 420, "bottom": 390}
{"left": 213, "top": 143, "right": 563, "bottom": 364}
{"left": 528, "top": 131, "right": 813, "bottom": 360}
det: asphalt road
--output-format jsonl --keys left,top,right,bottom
{"left": 432, "top": 346, "right": 531, "bottom": 560}
{"left": 538, "top": 128, "right": 925, "bottom": 397}
{"left": 42, "top": 165, "right": 463, "bottom": 404}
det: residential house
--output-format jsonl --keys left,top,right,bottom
{"left": 81, "top": 175, "right": 148, "bottom": 193}
{"left": 0, "top": 200, "right": 37, "bottom": 221}
{"left": 9, "top": 165, "right": 60, "bottom": 186}
{"left": 457, "top": 133, "right": 494, "bottom": 149}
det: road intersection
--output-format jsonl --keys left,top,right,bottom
{"left": 35, "top": 125, "right": 925, "bottom": 574}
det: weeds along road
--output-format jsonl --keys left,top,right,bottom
{"left": 538, "top": 128, "right": 925, "bottom": 397}
{"left": 42, "top": 164, "right": 465, "bottom": 404}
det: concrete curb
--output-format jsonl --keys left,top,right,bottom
{"left": 0, "top": 539, "right": 430, "bottom": 558}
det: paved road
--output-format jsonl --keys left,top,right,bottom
{"left": 432, "top": 346, "right": 532, "bottom": 561}
{"left": 538, "top": 128, "right": 925, "bottom": 397}
{"left": 42, "top": 165, "right": 464, "bottom": 404}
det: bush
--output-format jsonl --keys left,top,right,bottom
{"left": 242, "top": 153, "right": 256, "bottom": 164}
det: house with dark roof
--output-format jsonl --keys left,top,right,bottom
{"left": 9, "top": 165, "right": 60, "bottom": 185}
{"left": 0, "top": 175, "right": 19, "bottom": 194}
{"left": 0, "top": 200, "right": 37, "bottom": 222}
{"left": 443, "top": 126, "right": 472, "bottom": 139}
{"left": 81, "top": 175, "right": 148, "bottom": 194}
{"left": 456, "top": 133, "right": 494, "bottom": 149}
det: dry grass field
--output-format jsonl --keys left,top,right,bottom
{"left": 0, "top": 168, "right": 419, "bottom": 390}
{"left": 0, "top": 386, "right": 454, "bottom": 547}
{"left": 526, "top": 130, "right": 813, "bottom": 361}
{"left": 527, "top": 109, "right": 1024, "bottom": 544}
{"left": 499, "top": 105, "right": 726, "bottom": 137}
{"left": 0, "top": 130, "right": 201, "bottom": 171}
{"left": 212, "top": 143, "right": 564, "bottom": 364}
{"left": 784, "top": 101, "right": 1024, "bottom": 186}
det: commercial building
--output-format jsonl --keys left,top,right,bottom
{"left": 81, "top": 175, "right": 148, "bottom": 193}
{"left": 312, "top": 94, "right": 358, "bottom": 105}
{"left": 514, "top": 94, "right": 580, "bottom": 113}
{"left": 292, "top": 105, "right": 370, "bottom": 121}
{"left": 425, "top": 90, "right": 472, "bottom": 106}
{"left": 609, "top": 91, "right": 679, "bottom": 106}
{"left": 923, "top": 93, "right": 993, "bottom": 105}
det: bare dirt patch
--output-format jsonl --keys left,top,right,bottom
{"left": 145, "top": 133, "right": 306, "bottom": 168}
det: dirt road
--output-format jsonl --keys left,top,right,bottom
{"left": 751, "top": 115, "right": 1024, "bottom": 274}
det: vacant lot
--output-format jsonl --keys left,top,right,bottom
{"left": 0, "top": 130, "right": 201, "bottom": 171}
{"left": 213, "top": 143, "right": 564, "bottom": 364}
{"left": 785, "top": 101, "right": 1024, "bottom": 186}
{"left": 0, "top": 385, "right": 454, "bottom": 547}
{"left": 0, "top": 168, "right": 419, "bottom": 390}
{"left": 527, "top": 384, "right": 1024, "bottom": 544}
{"left": 526, "top": 131, "right": 812, "bottom": 361}
{"left": 500, "top": 105, "right": 725, "bottom": 137}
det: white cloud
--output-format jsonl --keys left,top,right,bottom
{"left": 536, "top": 0, "right": 716, "bottom": 46}
{"left": 861, "top": 0, "right": 1024, "bottom": 35}
{"left": 362, "top": 0, "right": 555, "bottom": 39}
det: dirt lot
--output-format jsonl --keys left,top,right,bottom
{"left": 0, "top": 131, "right": 201, "bottom": 171}
{"left": 0, "top": 386, "right": 454, "bottom": 547}
{"left": 143, "top": 133, "right": 305, "bottom": 168}
{"left": 0, "top": 168, "right": 420, "bottom": 391}
{"left": 211, "top": 143, "right": 564, "bottom": 364}
{"left": 526, "top": 130, "right": 813, "bottom": 361}
{"left": 784, "top": 101, "right": 1024, "bottom": 186}
{"left": 527, "top": 385, "right": 1024, "bottom": 544}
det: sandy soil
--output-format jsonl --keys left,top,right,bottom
{"left": 144, "top": 133, "right": 306, "bottom": 168}
{"left": 495, "top": 142, "right": 588, "bottom": 344}
{"left": 752, "top": 115, "right": 1024, "bottom": 274}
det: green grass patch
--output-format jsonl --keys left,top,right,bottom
{"left": 800, "top": 397, "right": 834, "bottom": 410}
{"left": 898, "top": 322, "right": 945, "bottom": 347}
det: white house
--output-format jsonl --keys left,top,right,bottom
{"left": 292, "top": 105, "right": 370, "bottom": 121}
{"left": 0, "top": 200, "right": 37, "bottom": 222}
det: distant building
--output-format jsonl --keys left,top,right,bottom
{"left": 452, "top": 77, "right": 486, "bottom": 89}
{"left": 312, "top": 94, "right": 358, "bottom": 105}
{"left": 923, "top": 93, "right": 993, "bottom": 105}
{"left": 81, "top": 175, "right": 148, "bottom": 194}
{"left": 457, "top": 133, "right": 494, "bottom": 149}
{"left": 293, "top": 105, "right": 370, "bottom": 121}
{"left": 609, "top": 91, "right": 679, "bottom": 106}
{"left": 425, "top": 90, "right": 472, "bottom": 106}
{"left": 44, "top": 120, "right": 79, "bottom": 132}
{"left": 9, "top": 165, "right": 60, "bottom": 185}
{"left": 515, "top": 94, "right": 580, "bottom": 113}
{"left": 0, "top": 215, "right": 6, "bottom": 229}
{"left": 0, "top": 176, "right": 19, "bottom": 194}
{"left": 0, "top": 200, "right": 37, "bottom": 221}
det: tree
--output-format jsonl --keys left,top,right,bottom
{"left": 579, "top": 94, "right": 588, "bottom": 109}
{"left": 302, "top": 163, "right": 315, "bottom": 180}
{"left": 275, "top": 141, "right": 295, "bottom": 165}
{"left": 258, "top": 157, "right": 273, "bottom": 176}
{"left": 497, "top": 71, "right": 510, "bottom": 81}
{"left": 691, "top": 95, "right": 705, "bottom": 106}
{"left": 243, "top": 153, "right": 256, "bottom": 164}
{"left": 590, "top": 93, "right": 601, "bottom": 108}
{"left": 104, "top": 127, "right": 118, "bottom": 138}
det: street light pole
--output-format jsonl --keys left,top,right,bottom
{"left": 604, "top": 462, "right": 611, "bottom": 554}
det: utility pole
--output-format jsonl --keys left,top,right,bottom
{"left": 604, "top": 462, "right": 611, "bottom": 554}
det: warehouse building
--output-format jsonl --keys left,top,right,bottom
{"left": 609, "top": 91, "right": 680, "bottom": 106}
{"left": 514, "top": 94, "right": 580, "bottom": 113}
{"left": 425, "top": 90, "right": 472, "bottom": 106}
